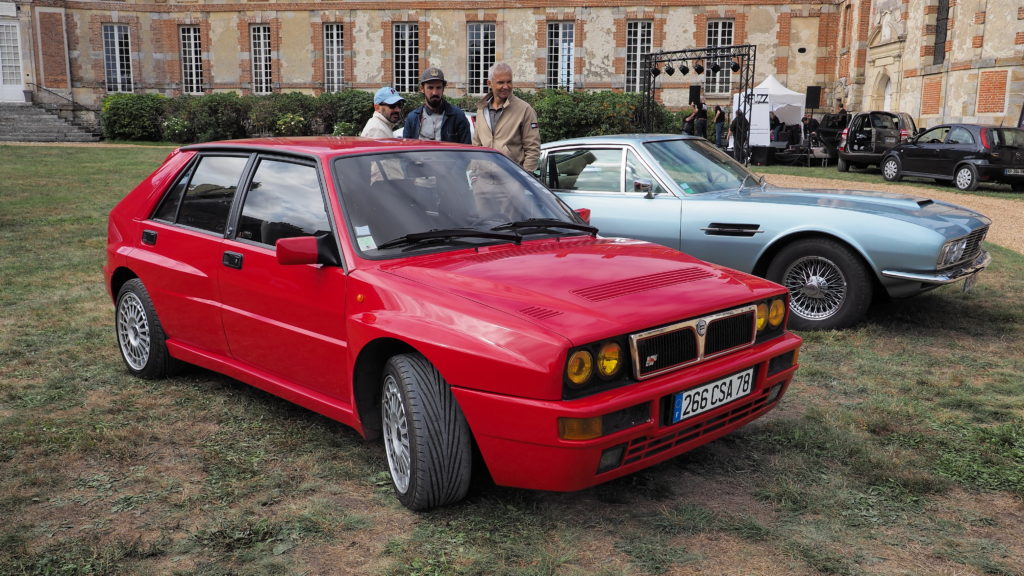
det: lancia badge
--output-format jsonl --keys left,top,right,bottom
{"left": 696, "top": 319, "right": 707, "bottom": 336}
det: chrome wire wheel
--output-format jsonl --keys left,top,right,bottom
{"left": 782, "top": 255, "right": 847, "bottom": 321}
{"left": 381, "top": 374, "right": 411, "bottom": 494}
{"left": 117, "top": 291, "right": 151, "bottom": 371}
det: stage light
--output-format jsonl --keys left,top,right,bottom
{"left": 664, "top": 63, "right": 675, "bottom": 76}
{"left": 710, "top": 63, "right": 721, "bottom": 74}
{"left": 731, "top": 61, "right": 741, "bottom": 72}
{"left": 694, "top": 62, "right": 705, "bottom": 75}
{"left": 680, "top": 63, "right": 690, "bottom": 75}
{"left": 650, "top": 66, "right": 661, "bottom": 76}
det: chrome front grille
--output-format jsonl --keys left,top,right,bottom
{"left": 630, "top": 305, "right": 757, "bottom": 380}
{"left": 962, "top": 226, "right": 988, "bottom": 262}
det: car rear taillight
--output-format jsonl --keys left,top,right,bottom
{"left": 839, "top": 128, "right": 848, "bottom": 151}
{"left": 980, "top": 128, "right": 991, "bottom": 150}
{"left": 899, "top": 129, "right": 910, "bottom": 142}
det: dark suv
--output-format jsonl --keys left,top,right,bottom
{"left": 837, "top": 111, "right": 918, "bottom": 171}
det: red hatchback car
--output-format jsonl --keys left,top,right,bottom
{"left": 105, "top": 137, "right": 801, "bottom": 510}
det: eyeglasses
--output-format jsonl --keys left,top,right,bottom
{"left": 383, "top": 102, "right": 403, "bottom": 109}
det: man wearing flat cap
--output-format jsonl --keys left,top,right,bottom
{"left": 403, "top": 67, "right": 472, "bottom": 144}
{"left": 360, "top": 86, "right": 405, "bottom": 138}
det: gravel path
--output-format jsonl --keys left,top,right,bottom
{"left": 758, "top": 173, "right": 1024, "bottom": 254}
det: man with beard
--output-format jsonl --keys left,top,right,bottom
{"left": 473, "top": 62, "right": 541, "bottom": 171}
{"left": 360, "top": 86, "right": 405, "bottom": 138}
{"left": 403, "top": 67, "right": 472, "bottom": 144}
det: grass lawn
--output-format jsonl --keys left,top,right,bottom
{"left": 1, "top": 145, "right": 1022, "bottom": 576}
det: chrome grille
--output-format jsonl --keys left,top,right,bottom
{"left": 941, "top": 226, "right": 988, "bottom": 270}
{"left": 630, "top": 305, "right": 757, "bottom": 380}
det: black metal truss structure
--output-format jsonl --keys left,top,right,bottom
{"left": 640, "top": 44, "right": 757, "bottom": 152}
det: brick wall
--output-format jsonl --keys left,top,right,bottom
{"left": 921, "top": 75, "right": 942, "bottom": 115}
{"left": 976, "top": 69, "right": 1007, "bottom": 114}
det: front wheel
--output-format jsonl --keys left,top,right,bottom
{"left": 767, "top": 238, "right": 873, "bottom": 331}
{"left": 880, "top": 157, "right": 902, "bottom": 182}
{"left": 115, "top": 278, "right": 174, "bottom": 378}
{"left": 381, "top": 353, "right": 472, "bottom": 510}
{"left": 954, "top": 164, "right": 979, "bottom": 191}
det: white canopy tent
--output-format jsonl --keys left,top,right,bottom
{"left": 731, "top": 75, "right": 806, "bottom": 147}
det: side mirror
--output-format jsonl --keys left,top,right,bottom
{"left": 574, "top": 208, "right": 592, "bottom": 224}
{"left": 276, "top": 234, "right": 341, "bottom": 267}
{"left": 634, "top": 178, "right": 656, "bottom": 199}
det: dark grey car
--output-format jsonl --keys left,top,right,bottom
{"left": 837, "top": 111, "right": 917, "bottom": 171}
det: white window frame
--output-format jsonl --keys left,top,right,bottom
{"left": 323, "top": 23, "right": 344, "bottom": 92}
{"left": 705, "top": 20, "right": 734, "bottom": 95}
{"left": 546, "top": 22, "right": 575, "bottom": 91}
{"left": 103, "top": 24, "right": 133, "bottom": 93}
{"left": 179, "top": 26, "right": 203, "bottom": 94}
{"left": 250, "top": 25, "right": 273, "bottom": 94}
{"left": 393, "top": 23, "right": 419, "bottom": 93}
{"left": 625, "top": 21, "right": 652, "bottom": 93}
{"left": 467, "top": 23, "right": 495, "bottom": 95}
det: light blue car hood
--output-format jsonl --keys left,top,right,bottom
{"left": 717, "top": 185, "right": 991, "bottom": 229}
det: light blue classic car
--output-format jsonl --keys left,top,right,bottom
{"left": 539, "top": 134, "right": 992, "bottom": 330}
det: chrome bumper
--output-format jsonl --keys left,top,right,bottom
{"left": 881, "top": 250, "right": 991, "bottom": 285}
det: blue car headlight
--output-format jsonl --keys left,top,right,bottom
{"left": 938, "top": 237, "right": 968, "bottom": 267}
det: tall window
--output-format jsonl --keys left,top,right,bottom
{"left": 705, "top": 20, "right": 734, "bottom": 95}
{"left": 324, "top": 23, "right": 344, "bottom": 92}
{"left": 467, "top": 23, "right": 495, "bottom": 95}
{"left": 393, "top": 23, "right": 419, "bottom": 93}
{"left": 250, "top": 25, "right": 273, "bottom": 94}
{"left": 179, "top": 26, "right": 203, "bottom": 94}
{"left": 546, "top": 22, "right": 575, "bottom": 91}
{"left": 933, "top": 0, "right": 949, "bottom": 66}
{"left": 103, "top": 24, "right": 133, "bottom": 92}
{"left": 625, "top": 20, "right": 652, "bottom": 93}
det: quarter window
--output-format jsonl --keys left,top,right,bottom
{"left": 467, "top": 23, "right": 495, "bottom": 95}
{"left": 546, "top": 22, "right": 575, "bottom": 91}
{"left": 179, "top": 26, "right": 203, "bottom": 94}
{"left": 625, "top": 21, "right": 652, "bottom": 93}
{"left": 250, "top": 25, "right": 273, "bottom": 94}
{"left": 393, "top": 23, "right": 419, "bottom": 93}
{"left": 103, "top": 24, "right": 133, "bottom": 93}
{"left": 947, "top": 127, "right": 974, "bottom": 145}
{"left": 324, "top": 23, "right": 344, "bottom": 92}
{"left": 237, "top": 160, "right": 331, "bottom": 247}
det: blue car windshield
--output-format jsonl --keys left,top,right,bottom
{"left": 333, "top": 149, "right": 583, "bottom": 257}
{"left": 644, "top": 138, "right": 756, "bottom": 194}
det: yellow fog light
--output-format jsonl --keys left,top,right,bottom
{"left": 566, "top": 350, "right": 594, "bottom": 387}
{"left": 756, "top": 302, "right": 768, "bottom": 331}
{"left": 769, "top": 299, "right": 786, "bottom": 328}
{"left": 597, "top": 342, "right": 623, "bottom": 378}
{"left": 559, "top": 417, "right": 602, "bottom": 440}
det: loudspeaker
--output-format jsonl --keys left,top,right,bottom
{"left": 688, "top": 85, "right": 702, "bottom": 106}
{"left": 805, "top": 86, "right": 822, "bottom": 109}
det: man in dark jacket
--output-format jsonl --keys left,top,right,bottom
{"left": 403, "top": 67, "right": 472, "bottom": 144}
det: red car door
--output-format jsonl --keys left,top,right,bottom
{"left": 217, "top": 156, "right": 351, "bottom": 400}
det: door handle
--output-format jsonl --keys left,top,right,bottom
{"left": 222, "top": 251, "right": 243, "bottom": 269}
{"left": 142, "top": 229, "right": 157, "bottom": 245}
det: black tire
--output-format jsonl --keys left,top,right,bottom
{"left": 767, "top": 238, "right": 873, "bottom": 331}
{"left": 381, "top": 353, "right": 472, "bottom": 510}
{"left": 837, "top": 156, "right": 849, "bottom": 172}
{"left": 880, "top": 156, "right": 902, "bottom": 182}
{"left": 115, "top": 278, "right": 174, "bottom": 379}
{"left": 954, "top": 164, "right": 979, "bottom": 191}
{"left": 1011, "top": 183, "right": 1024, "bottom": 193}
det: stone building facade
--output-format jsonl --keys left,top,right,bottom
{"left": 1, "top": 0, "right": 1021, "bottom": 128}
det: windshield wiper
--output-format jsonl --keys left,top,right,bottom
{"left": 490, "top": 218, "right": 599, "bottom": 236}
{"left": 377, "top": 228, "right": 521, "bottom": 250}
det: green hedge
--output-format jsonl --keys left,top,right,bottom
{"left": 100, "top": 89, "right": 678, "bottom": 144}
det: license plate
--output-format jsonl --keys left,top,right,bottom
{"left": 962, "top": 271, "right": 979, "bottom": 293}
{"left": 1004, "top": 168, "right": 1024, "bottom": 175}
{"left": 671, "top": 368, "right": 755, "bottom": 424}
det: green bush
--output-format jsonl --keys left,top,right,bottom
{"left": 187, "top": 92, "right": 250, "bottom": 142}
{"left": 315, "top": 90, "right": 374, "bottom": 135}
{"left": 100, "top": 93, "right": 166, "bottom": 141}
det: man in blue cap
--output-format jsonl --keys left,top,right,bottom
{"left": 403, "top": 67, "right": 472, "bottom": 143}
{"left": 360, "top": 86, "right": 405, "bottom": 138}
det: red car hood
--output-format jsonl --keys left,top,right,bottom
{"left": 378, "top": 236, "right": 783, "bottom": 343}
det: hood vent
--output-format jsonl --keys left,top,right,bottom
{"left": 572, "top": 267, "right": 714, "bottom": 302}
{"left": 519, "top": 306, "right": 563, "bottom": 320}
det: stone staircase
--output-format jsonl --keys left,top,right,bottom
{"left": 0, "top": 102, "right": 101, "bottom": 143}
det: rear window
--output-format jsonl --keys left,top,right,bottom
{"left": 869, "top": 114, "right": 898, "bottom": 130}
{"left": 991, "top": 128, "right": 1024, "bottom": 148}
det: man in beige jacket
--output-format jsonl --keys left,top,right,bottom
{"left": 473, "top": 62, "right": 541, "bottom": 172}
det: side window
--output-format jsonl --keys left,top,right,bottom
{"left": 236, "top": 159, "right": 331, "bottom": 247}
{"left": 947, "top": 127, "right": 974, "bottom": 145}
{"left": 169, "top": 155, "right": 249, "bottom": 234}
{"left": 920, "top": 126, "right": 950, "bottom": 144}
{"left": 545, "top": 148, "right": 622, "bottom": 192}
{"left": 625, "top": 150, "right": 662, "bottom": 194}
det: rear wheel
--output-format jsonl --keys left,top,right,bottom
{"left": 1011, "top": 183, "right": 1024, "bottom": 193}
{"left": 381, "top": 353, "right": 472, "bottom": 510}
{"left": 837, "top": 156, "right": 850, "bottom": 172}
{"left": 954, "top": 164, "right": 979, "bottom": 191}
{"left": 881, "top": 156, "right": 902, "bottom": 182}
{"left": 767, "top": 238, "right": 873, "bottom": 331}
{"left": 115, "top": 278, "right": 174, "bottom": 379}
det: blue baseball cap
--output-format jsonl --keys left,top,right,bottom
{"left": 373, "top": 86, "right": 404, "bottom": 105}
